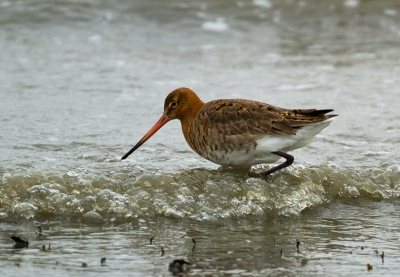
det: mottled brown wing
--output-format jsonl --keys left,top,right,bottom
{"left": 198, "top": 99, "right": 336, "bottom": 137}
{"left": 197, "top": 99, "right": 296, "bottom": 137}
{"left": 283, "top": 108, "right": 336, "bottom": 127}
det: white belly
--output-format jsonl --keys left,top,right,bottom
{"left": 204, "top": 120, "right": 333, "bottom": 167}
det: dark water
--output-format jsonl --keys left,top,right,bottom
{"left": 2, "top": 200, "right": 400, "bottom": 276}
{"left": 1, "top": 0, "right": 400, "bottom": 276}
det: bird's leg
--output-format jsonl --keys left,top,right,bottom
{"left": 260, "top": 151, "right": 294, "bottom": 176}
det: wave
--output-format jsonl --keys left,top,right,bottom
{"left": 1, "top": 162, "right": 399, "bottom": 222}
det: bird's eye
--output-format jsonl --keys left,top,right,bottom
{"left": 171, "top": 102, "right": 177, "bottom": 107}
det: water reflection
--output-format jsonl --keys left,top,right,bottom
{"left": 1, "top": 200, "right": 399, "bottom": 276}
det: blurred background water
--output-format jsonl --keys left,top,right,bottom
{"left": 1, "top": 0, "right": 400, "bottom": 276}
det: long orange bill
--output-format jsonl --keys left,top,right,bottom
{"left": 121, "top": 114, "right": 170, "bottom": 160}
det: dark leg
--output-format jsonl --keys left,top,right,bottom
{"left": 260, "top": 151, "right": 294, "bottom": 176}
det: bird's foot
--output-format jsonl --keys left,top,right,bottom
{"left": 248, "top": 151, "right": 294, "bottom": 178}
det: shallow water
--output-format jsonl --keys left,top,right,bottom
{"left": 1, "top": 0, "right": 400, "bottom": 276}
{"left": 2, "top": 200, "right": 400, "bottom": 276}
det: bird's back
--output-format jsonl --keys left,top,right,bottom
{"left": 183, "top": 98, "right": 336, "bottom": 166}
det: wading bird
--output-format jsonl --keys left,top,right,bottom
{"left": 122, "top": 87, "right": 336, "bottom": 176}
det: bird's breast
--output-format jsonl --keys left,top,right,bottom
{"left": 182, "top": 119, "right": 263, "bottom": 166}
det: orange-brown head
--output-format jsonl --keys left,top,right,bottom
{"left": 121, "top": 87, "right": 204, "bottom": 160}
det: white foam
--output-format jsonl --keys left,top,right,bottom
{"left": 344, "top": 0, "right": 359, "bottom": 8}
{"left": 384, "top": 9, "right": 397, "bottom": 16}
{"left": 253, "top": 0, "right": 272, "bottom": 8}
{"left": 88, "top": 35, "right": 102, "bottom": 42}
{"left": 202, "top": 18, "right": 228, "bottom": 32}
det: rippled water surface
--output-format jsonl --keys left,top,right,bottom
{"left": 1, "top": 0, "right": 400, "bottom": 276}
